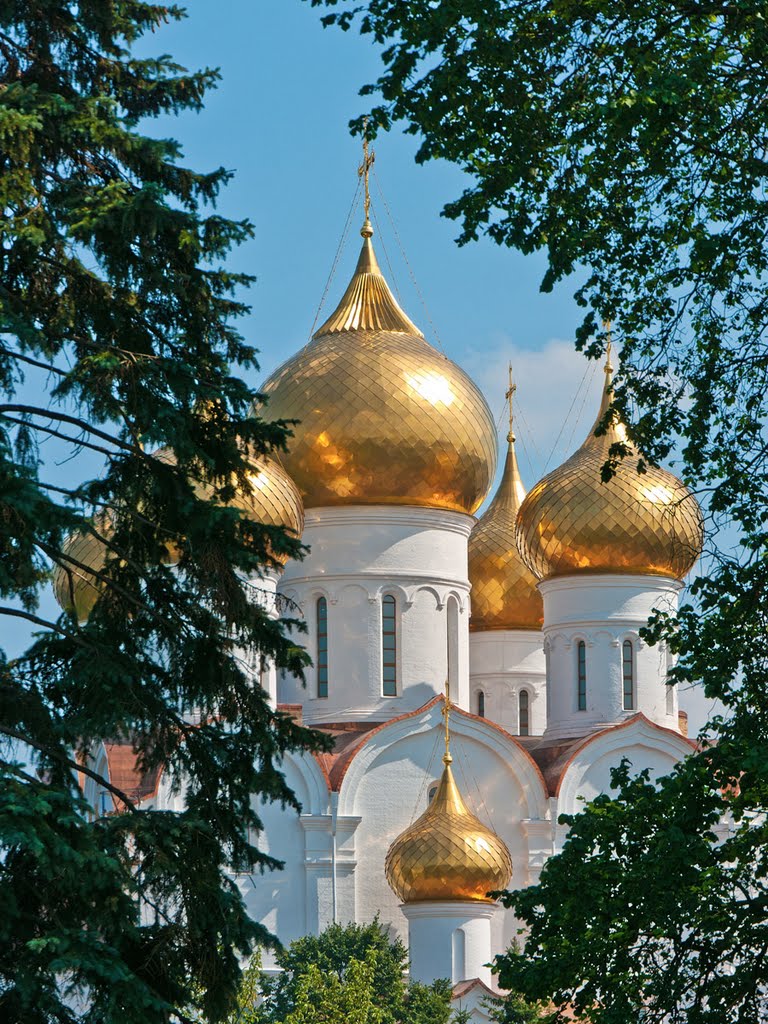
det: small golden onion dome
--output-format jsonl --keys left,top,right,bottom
{"left": 515, "top": 353, "right": 704, "bottom": 581}
{"left": 256, "top": 228, "right": 497, "bottom": 514}
{"left": 468, "top": 429, "right": 543, "bottom": 631}
{"left": 385, "top": 758, "right": 512, "bottom": 903}
{"left": 51, "top": 516, "right": 113, "bottom": 623}
{"left": 52, "top": 454, "right": 304, "bottom": 620}
{"left": 152, "top": 448, "right": 304, "bottom": 567}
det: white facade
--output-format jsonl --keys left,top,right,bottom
{"left": 278, "top": 506, "right": 473, "bottom": 723}
{"left": 469, "top": 630, "right": 546, "bottom": 734}
{"left": 219, "top": 512, "right": 694, "bottom": 1013}
{"left": 540, "top": 573, "right": 681, "bottom": 740}
{"left": 404, "top": 900, "right": 499, "bottom": 986}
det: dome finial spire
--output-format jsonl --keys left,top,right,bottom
{"left": 441, "top": 680, "right": 453, "bottom": 765}
{"left": 603, "top": 320, "right": 614, "bottom": 379}
{"left": 358, "top": 118, "right": 376, "bottom": 239}
{"left": 506, "top": 361, "right": 517, "bottom": 445}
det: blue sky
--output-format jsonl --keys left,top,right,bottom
{"left": 3, "top": 1, "right": 719, "bottom": 732}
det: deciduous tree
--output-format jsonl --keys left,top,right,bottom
{"left": 305, "top": 2, "right": 768, "bottom": 1019}
{"left": 255, "top": 921, "right": 452, "bottom": 1024}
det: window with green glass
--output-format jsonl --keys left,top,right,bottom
{"left": 519, "top": 689, "right": 530, "bottom": 735}
{"left": 382, "top": 595, "right": 397, "bottom": 696}
{"left": 317, "top": 597, "right": 328, "bottom": 698}
{"left": 577, "top": 640, "right": 587, "bottom": 711}
{"left": 623, "top": 640, "right": 634, "bottom": 710}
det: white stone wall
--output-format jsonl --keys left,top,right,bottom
{"left": 469, "top": 630, "right": 546, "bottom": 735}
{"left": 540, "top": 574, "right": 682, "bottom": 739}
{"left": 243, "top": 567, "right": 281, "bottom": 707}
{"left": 404, "top": 901, "right": 499, "bottom": 986}
{"left": 277, "top": 506, "right": 474, "bottom": 723}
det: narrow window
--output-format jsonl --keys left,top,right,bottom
{"left": 316, "top": 597, "right": 328, "bottom": 698}
{"left": 666, "top": 682, "right": 674, "bottom": 716}
{"left": 577, "top": 641, "right": 587, "bottom": 711}
{"left": 446, "top": 597, "right": 459, "bottom": 692}
{"left": 519, "top": 689, "right": 530, "bottom": 736}
{"left": 623, "top": 640, "right": 634, "bottom": 710}
{"left": 477, "top": 691, "right": 485, "bottom": 718}
{"left": 382, "top": 595, "right": 397, "bottom": 696}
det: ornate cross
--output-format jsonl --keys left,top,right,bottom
{"left": 358, "top": 118, "right": 376, "bottom": 223}
{"left": 506, "top": 362, "right": 516, "bottom": 444}
{"left": 442, "top": 679, "right": 453, "bottom": 765}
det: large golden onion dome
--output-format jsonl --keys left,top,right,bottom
{"left": 256, "top": 216, "right": 497, "bottom": 514}
{"left": 515, "top": 350, "right": 703, "bottom": 581}
{"left": 385, "top": 701, "right": 512, "bottom": 903}
{"left": 468, "top": 378, "right": 543, "bottom": 631}
{"left": 51, "top": 454, "right": 303, "bottom": 621}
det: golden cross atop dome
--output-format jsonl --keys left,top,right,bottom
{"left": 506, "top": 362, "right": 516, "bottom": 444}
{"left": 602, "top": 320, "right": 613, "bottom": 378}
{"left": 441, "top": 680, "right": 453, "bottom": 766}
{"left": 358, "top": 119, "right": 376, "bottom": 238}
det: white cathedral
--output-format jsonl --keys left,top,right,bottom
{"left": 54, "top": 168, "right": 704, "bottom": 1018}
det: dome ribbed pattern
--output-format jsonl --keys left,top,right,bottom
{"left": 469, "top": 438, "right": 543, "bottom": 631}
{"left": 515, "top": 362, "right": 703, "bottom": 581}
{"left": 257, "top": 235, "right": 497, "bottom": 514}
{"left": 385, "top": 761, "right": 512, "bottom": 903}
{"left": 52, "top": 517, "right": 112, "bottom": 623}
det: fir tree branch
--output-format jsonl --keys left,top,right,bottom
{"left": 0, "top": 726, "right": 138, "bottom": 812}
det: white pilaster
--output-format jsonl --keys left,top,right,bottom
{"left": 245, "top": 567, "right": 281, "bottom": 707}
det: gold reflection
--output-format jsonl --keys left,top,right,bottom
{"left": 406, "top": 370, "right": 455, "bottom": 407}
{"left": 257, "top": 233, "right": 496, "bottom": 514}
{"left": 516, "top": 356, "right": 703, "bottom": 581}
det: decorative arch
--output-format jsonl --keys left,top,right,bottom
{"left": 556, "top": 714, "right": 694, "bottom": 817}
{"left": 337, "top": 698, "right": 549, "bottom": 821}
{"left": 371, "top": 581, "right": 412, "bottom": 609}
{"left": 413, "top": 584, "right": 443, "bottom": 610}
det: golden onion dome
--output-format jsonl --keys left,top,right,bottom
{"left": 468, "top": 386, "right": 543, "bottom": 630}
{"left": 385, "top": 754, "right": 512, "bottom": 904}
{"left": 515, "top": 351, "right": 704, "bottom": 581}
{"left": 151, "top": 447, "right": 303, "bottom": 566}
{"left": 256, "top": 221, "right": 497, "bottom": 514}
{"left": 51, "top": 516, "right": 113, "bottom": 623}
{"left": 52, "top": 454, "right": 303, "bottom": 620}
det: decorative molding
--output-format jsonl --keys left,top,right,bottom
{"left": 304, "top": 505, "right": 475, "bottom": 536}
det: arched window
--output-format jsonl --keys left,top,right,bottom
{"left": 316, "top": 597, "right": 328, "bottom": 698}
{"left": 622, "top": 640, "right": 634, "bottom": 710}
{"left": 382, "top": 595, "right": 397, "bottom": 696}
{"left": 477, "top": 690, "right": 485, "bottom": 718}
{"left": 519, "top": 689, "right": 530, "bottom": 736}
{"left": 577, "top": 640, "right": 587, "bottom": 711}
{"left": 666, "top": 682, "right": 675, "bottom": 716}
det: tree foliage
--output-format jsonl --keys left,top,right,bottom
{"left": 0, "top": 4, "right": 326, "bottom": 1022}
{"left": 255, "top": 920, "right": 453, "bottom": 1024}
{"left": 305, "top": 1, "right": 768, "bottom": 1019}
